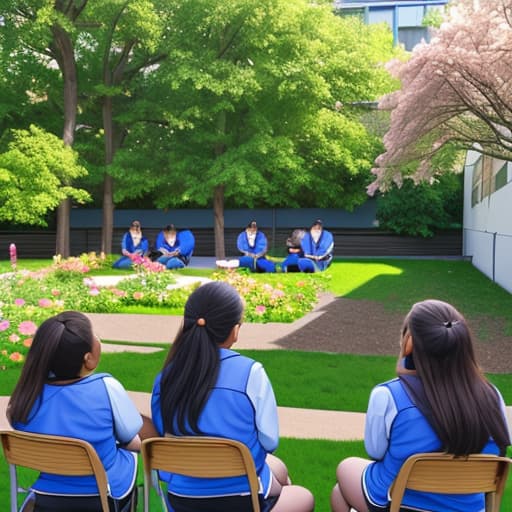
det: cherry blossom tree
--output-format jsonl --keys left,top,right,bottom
{"left": 369, "top": 0, "right": 512, "bottom": 194}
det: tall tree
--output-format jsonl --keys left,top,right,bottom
{"left": 369, "top": 0, "right": 512, "bottom": 193}
{"left": 111, "top": 0, "right": 398, "bottom": 257}
{"left": 0, "top": 0, "right": 88, "bottom": 256}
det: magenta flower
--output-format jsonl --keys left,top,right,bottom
{"left": 38, "top": 298, "right": 53, "bottom": 308}
{"left": 255, "top": 305, "right": 266, "bottom": 315}
{"left": 18, "top": 321, "right": 37, "bottom": 336}
{"left": 14, "top": 298, "right": 25, "bottom": 307}
{"left": 0, "top": 320, "right": 10, "bottom": 331}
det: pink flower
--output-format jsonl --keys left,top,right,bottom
{"left": 23, "top": 338, "right": 33, "bottom": 347}
{"left": 89, "top": 288, "right": 100, "bottom": 296}
{"left": 14, "top": 298, "right": 25, "bottom": 307}
{"left": 9, "top": 334, "right": 20, "bottom": 343}
{"left": 0, "top": 320, "right": 10, "bottom": 331}
{"left": 38, "top": 298, "right": 53, "bottom": 308}
{"left": 51, "top": 289, "right": 61, "bottom": 296}
{"left": 255, "top": 305, "right": 266, "bottom": 315}
{"left": 9, "top": 352, "right": 24, "bottom": 362}
{"left": 133, "top": 291, "right": 144, "bottom": 300}
{"left": 18, "top": 321, "right": 37, "bottom": 336}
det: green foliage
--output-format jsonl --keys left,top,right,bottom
{"left": 0, "top": 125, "right": 90, "bottom": 225}
{"left": 376, "top": 171, "right": 463, "bottom": 237}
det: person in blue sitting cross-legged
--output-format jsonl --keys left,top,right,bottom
{"left": 155, "top": 224, "right": 195, "bottom": 270}
{"left": 237, "top": 220, "right": 276, "bottom": 273}
{"left": 297, "top": 219, "right": 334, "bottom": 272}
{"left": 112, "top": 220, "right": 149, "bottom": 269}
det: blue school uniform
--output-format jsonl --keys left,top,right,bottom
{"left": 363, "top": 377, "right": 505, "bottom": 512}
{"left": 237, "top": 230, "right": 276, "bottom": 273}
{"left": 155, "top": 229, "right": 195, "bottom": 269}
{"left": 113, "top": 232, "right": 149, "bottom": 269}
{"left": 151, "top": 349, "right": 278, "bottom": 499}
{"left": 13, "top": 373, "right": 141, "bottom": 500}
{"left": 298, "top": 229, "right": 334, "bottom": 272}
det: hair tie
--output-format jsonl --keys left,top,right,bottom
{"left": 197, "top": 318, "right": 206, "bottom": 327}
{"left": 444, "top": 320, "right": 458, "bottom": 328}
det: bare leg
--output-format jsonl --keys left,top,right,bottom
{"left": 265, "top": 454, "right": 314, "bottom": 512}
{"left": 331, "top": 457, "right": 371, "bottom": 512}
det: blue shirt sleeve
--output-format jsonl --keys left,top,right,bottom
{"left": 246, "top": 362, "right": 279, "bottom": 452}
{"left": 364, "top": 385, "right": 397, "bottom": 460}
{"left": 103, "top": 376, "right": 143, "bottom": 444}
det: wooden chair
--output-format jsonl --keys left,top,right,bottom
{"left": 389, "top": 452, "right": 512, "bottom": 512}
{"left": 141, "top": 436, "right": 261, "bottom": 512}
{"left": 0, "top": 429, "right": 111, "bottom": 512}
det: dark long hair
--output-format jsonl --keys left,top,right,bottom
{"left": 160, "top": 281, "right": 244, "bottom": 435}
{"left": 405, "top": 299, "right": 510, "bottom": 455}
{"left": 8, "top": 311, "right": 94, "bottom": 425}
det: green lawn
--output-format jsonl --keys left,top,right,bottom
{"left": 1, "top": 257, "right": 511, "bottom": 510}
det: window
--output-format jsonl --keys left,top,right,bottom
{"left": 494, "top": 163, "right": 508, "bottom": 191}
{"left": 471, "top": 156, "right": 483, "bottom": 207}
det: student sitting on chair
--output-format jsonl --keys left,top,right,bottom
{"left": 7, "top": 311, "right": 144, "bottom": 512}
{"left": 151, "top": 281, "right": 314, "bottom": 512}
{"left": 330, "top": 299, "right": 511, "bottom": 512}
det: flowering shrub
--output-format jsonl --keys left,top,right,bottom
{"left": 0, "top": 256, "right": 326, "bottom": 368}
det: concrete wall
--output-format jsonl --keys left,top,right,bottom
{"left": 463, "top": 150, "right": 512, "bottom": 293}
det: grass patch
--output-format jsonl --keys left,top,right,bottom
{"left": 2, "top": 350, "right": 510, "bottom": 410}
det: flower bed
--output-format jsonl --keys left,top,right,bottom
{"left": 0, "top": 255, "right": 325, "bottom": 368}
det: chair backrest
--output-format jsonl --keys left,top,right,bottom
{"left": 389, "top": 452, "right": 512, "bottom": 512}
{"left": 0, "top": 429, "right": 110, "bottom": 512}
{"left": 141, "top": 436, "right": 261, "bottom": 512}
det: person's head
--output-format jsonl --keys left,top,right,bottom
{"left": 246, "top": 220, "right": 258, "bottom": 234}
{"left": 164, "top": 224, "right": 177, "bottom": 234}
{"left": 400, "top": 299, "right": 510, "bottom": 455}
{"left": 310, "top": 219, "right": 323, "bottom": 234}
{"left": 8, "top": 311, "right": 100, "bottom": 424}
{"left": 160, "top": 282, "right": 244, "bottom": 435}
{"left": 130, "top": 220, "right": 141, "bottom": 232}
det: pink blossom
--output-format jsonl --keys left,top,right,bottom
{"left": 9, "top": 334, "right": 20, "bottom": 343}
{"left": 38, "top": 298, "right": 53, "bottom": 308}
{"left": 18, "top": 321, "right": 37, "bottom": 336}
{"left": 133, "top": 291, "right": 144, "bottom": 300}
{"left": 255, "top": 305, "right": 266, "bottom": 315}
{"left": 51, "top": 289, "right": 61, "bottom": 296}
{"left": 14, "top": 298, "right": 25, "bottom": 307}
{"left": 0, "top": 320, "right": 10, "bottom": 331}
{"left": 9, "top": 352, "right": 24, "bottom": 362}
{"left": 23, "top": 338, "right": 33, "bottom": 347}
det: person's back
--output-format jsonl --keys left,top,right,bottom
{"left": 331, "top": 299, "right": 510, "bottom": 512}
{"left": 151, "top": 281, "right": 313, "bottom": 511}
{"left": 8, "top": 311, "right": 142, "bottom": 511}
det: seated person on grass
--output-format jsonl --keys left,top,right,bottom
{"left": 297, "top": 219, "right": 333, "bottom": 272}
{"left": 281, "top": 228, "right": 306, "bottom": 273}
{"left": 112, "top": 219, "right": 149, "bottom": 269}
{"left": 237, "top": 220, "right": 276, "bottom": 273}
{"left": 153, "top": 224, "right": 195, "bottom": 270}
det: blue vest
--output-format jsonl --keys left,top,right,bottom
{"left": 151, "top": 350, "right": 272, "bottom": 497}
{"left": 14, "top": 373, "right": 137, "bottom": 499}
{"left": 364, "top": 378, "right": 499, "bottom": 511}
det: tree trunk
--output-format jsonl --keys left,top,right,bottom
{"left": 213, "top": 185, "right": 225, "bottom": 259}
{"left": 52, "top": 24, "right": 78, "bottom": 258}
{"left": 102, "top": 96, "right": 115, "bottom": 254}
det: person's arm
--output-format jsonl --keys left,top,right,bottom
{"left": 121, "top": 233, "right": 132, "bottom": 257}
{"left": 254, "top": 232, "right": 268, "bottom": 258}
{"left": 246, "top": 362, "right": 279, "bottom": 452}
{"left": 364, "top": 386, "right": 397, "bottom": 461}
{"left": 104, "top": 376, "right": 144, "bottom": 451}
{"left": 317, "top": 232, "right": 334, "bottom": 260}
{"left": 237, "top": 232, "right": 250, "bottom": 256}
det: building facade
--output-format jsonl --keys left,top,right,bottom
{"left": 335, "top": 0, "right": 448, "bottom": 50}
{"left": 463, "top": 150, "right": 512, "bottom": 293}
